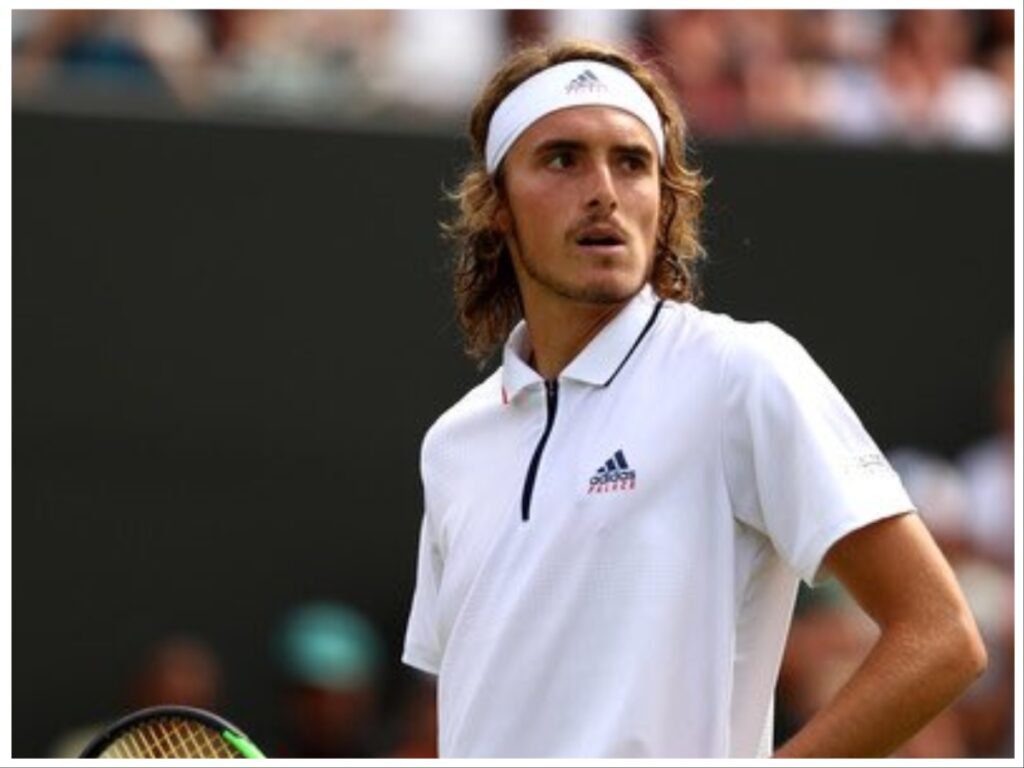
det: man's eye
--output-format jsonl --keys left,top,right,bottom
{"left": 547, "top": 152, "right": 575, "bottom": 169}
{"left": 621, "top": 154, "right": 649, "bottom": 172}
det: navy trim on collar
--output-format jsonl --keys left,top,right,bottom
{"left": 603, "top": 299, "right": 664, "bottom": 387}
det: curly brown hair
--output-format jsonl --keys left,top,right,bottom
{"left": 445, "top": 39, "right": 706, "bottom": 363}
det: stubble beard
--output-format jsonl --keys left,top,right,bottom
{"left": 508, "top": 212, "right": 651, "bottom": 306}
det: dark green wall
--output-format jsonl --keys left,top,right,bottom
{"left": 13, "top": 110, "right": 1012, "bottom": 755}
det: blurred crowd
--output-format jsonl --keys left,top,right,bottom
{"left": 47, "top": 338, "right": 1014, "bottom": 759}
{"left": 12, "top": 9, "right": 1015, "bottom": 146}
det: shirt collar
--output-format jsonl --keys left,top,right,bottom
{"left": 500, "top": 286, "right": 663, "bottom": 403}
{"left": 501, "top": 321, "right": 544, "bottom": 402}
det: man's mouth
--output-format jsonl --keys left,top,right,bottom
{"left": 574, "top": 225, "right": 627, "bottom": 250}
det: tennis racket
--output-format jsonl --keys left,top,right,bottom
{"left": 80, "top": 705, "right": 265, "bottom": 758}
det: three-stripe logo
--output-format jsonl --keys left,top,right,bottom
{"left": 588, "top": 449, "right": 636, "bottom": 493}
{"left": 565, "top": 69, "right": 607, "bottom": 95}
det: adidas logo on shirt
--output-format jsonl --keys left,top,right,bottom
{"left": 565, "top": 69, "right": 607, "bottom": 95}
{"left": 588, "top": 449, "right": 636, "bottom": 494}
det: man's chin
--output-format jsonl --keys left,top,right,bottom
{"left": 519, "top": 256, "right": 649, "bottom": 307}
{"left": 571, "top": 287, "right": 638, "bottom": 305}
{"left": 568, "top": 275, "right": 647, "bottom": 305}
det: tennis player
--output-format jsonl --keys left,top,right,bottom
{"left": 403, "top": 40, "right": 986, "bottom": 758}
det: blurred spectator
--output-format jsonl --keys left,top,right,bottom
{"left": 366, "top": 10, "right": 503, "bottom": 118}
{"left": 888, "top": 448, "right": 974, "bottom": 560}
{"left": 13, "top": 9, "right": 211, "bottom": 107}
{"left": 506, "top": 9, "right": 639, "bottom": 50}
{"left": 878, "top": 11, "right": 1011, "bottom": 146}
{"left": 207, "top": 10, "right": 391, "bottom": 118}
{"left": 272, "top": 601, "right": 384, "bottom": 758}
{"left": 733, "top": 10, "right": 826, "bottom": 136}
{"left": 383, "top": 672, "right": 438, "bottom": 758}
{"left": 125, "top": 634, "right": 225, "bottom": 712}
{"left": 547, "top": 10, "right": 640, "bottom": 48}
{"left": 959, "top": 337, "right": 1015, "bottom": 569}
{"left": 977, "top": 9, "right": 1014, "bottom": 118}
{"left": 645, "top": 11, "right": 745, "bottom": 137}
{"left": 48, "top": 635, "right": 225, "bottom": 758}
{"left": 809, "top": 12, "right": 893, "bottom": 142}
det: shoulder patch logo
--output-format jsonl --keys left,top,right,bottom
{"left": 588, "top": 449, "right": 636, "bottom": 494}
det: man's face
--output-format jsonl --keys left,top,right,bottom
{"left": 496, "top": 105, "right": 661, "bottom": 308}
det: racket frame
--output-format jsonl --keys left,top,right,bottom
{"left": 79, "top": 704, "right": 265, "bottom": 758}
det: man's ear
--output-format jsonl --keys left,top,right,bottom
{"left": 494, "top": 198, "right": 519, "bottom": 262}
{"left": 494, "top": 202, "right": 511, "bottom": 235}
{"left": 491, "top": 169, "right": 513, "bottom": 236}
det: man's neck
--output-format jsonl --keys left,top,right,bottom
{"left": 522, "top": 295, "right": 630, "bottom": 380}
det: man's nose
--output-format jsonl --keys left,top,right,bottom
{"left": 585, "top": 161, "right": 618, "bottom": 214}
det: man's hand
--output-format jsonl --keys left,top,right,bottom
{"left": 774, "top": 513, "right": 987, "bottom": 758}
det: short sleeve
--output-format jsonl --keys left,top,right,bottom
{"left": 720, "top": 322, "right": 914, "bottom": 584}
{"left": 402, "top": 486, "right": 444, "bottom": 674}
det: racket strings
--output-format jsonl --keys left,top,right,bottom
{"left": 99, "top": 717, "right": 240, "bottom": 758}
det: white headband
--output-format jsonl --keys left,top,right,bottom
{"left": 484, "top": 60, "right": 666, "bottom": 175}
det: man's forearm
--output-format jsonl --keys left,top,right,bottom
{"left": 774, "top": 612, "right": 986, "bottom": 758}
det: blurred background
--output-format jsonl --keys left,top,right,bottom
{"left": 12, "top": 8, "right": 1015, "bottom": 759}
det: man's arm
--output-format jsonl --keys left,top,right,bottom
{"left": 774, "top": 513, "right": 987, "bottom": 758}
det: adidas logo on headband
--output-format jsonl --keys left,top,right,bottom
{"left": 565, "top": 69, "right": 607, "bottom": 95}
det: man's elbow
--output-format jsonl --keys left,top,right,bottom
{"left": 943, "top": 611, "right": 988, "bottom": 689}
{"left": 963, "top": 623, "right": 988, "bottom": 682}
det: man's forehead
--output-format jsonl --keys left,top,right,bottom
{"left": 515, "top": 105, "right": 659, "bottom": 153}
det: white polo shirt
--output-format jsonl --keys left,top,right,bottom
{"left": 403, "top": 286, "right": 914, "bottom": 758}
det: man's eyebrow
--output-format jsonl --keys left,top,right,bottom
{"left": 532, "top": 139, "right": 586, "bottom": 156}
{"left": 532, "top": 139, "right": 655, "bottom": 159}
{"left": 615, "top": 143, "right": 655, "bottom": 160}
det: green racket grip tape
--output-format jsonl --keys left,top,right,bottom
{"left": 222, "top": 730, "right": 265, "bottom": 758}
